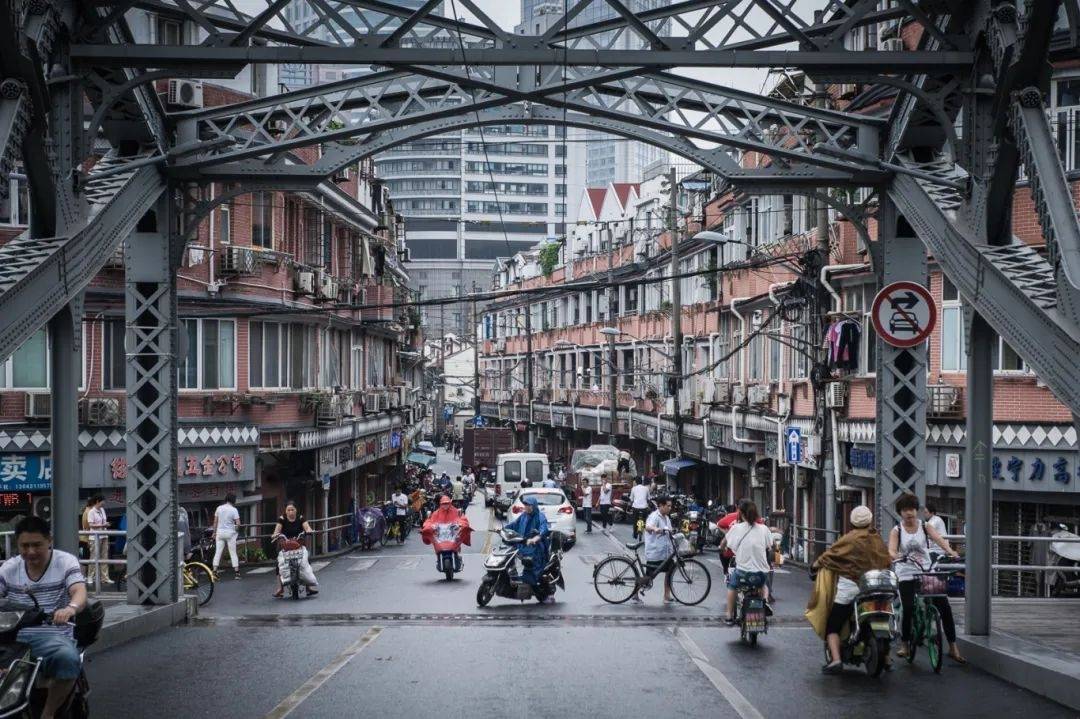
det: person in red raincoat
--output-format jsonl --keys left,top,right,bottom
{"left": 421, "top": 496, "right": 472, "bottom": 564}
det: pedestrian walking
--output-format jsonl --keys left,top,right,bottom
{"left": 581, "top": 484, "right": 593, "bottom": 533}
{"left": 633, "top": 495, "right": 674, "bottom": 603}
{"left": 630, "top": 476, "right": 651, "bottom": 540}
{"left": 598, "top": 476, "right": 613, "bottom": 529}
{"left": 85, "top": 495, "right": 112, "bottom": 586}
{"left": 212, "top": 493, "right": 242, "bottom": 579}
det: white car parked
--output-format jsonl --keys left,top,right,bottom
{"left": 509, "top": 488, "right": 576, "bottom": 548}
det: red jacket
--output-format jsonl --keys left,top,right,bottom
{"left": 421, "top": 506, "right": 472, "bottom": 552}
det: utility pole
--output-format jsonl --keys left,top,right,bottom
{"left": 607, "top": 224, "right": 618, "bottom": 445}
{"left": 525, "top": 305, "right": 535, "bottom": 451}
{"left": 472, "top": 284, "right": 480, "bottom": 417}
{"left": 812, "top": 76, "right": 835, "bottom": 541}
{"left": 668, "top": 166, "right": 683, "bottom": 458}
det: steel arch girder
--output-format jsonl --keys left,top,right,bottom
{"left": 0, "top": 165, "right": 167, "bottom": 360}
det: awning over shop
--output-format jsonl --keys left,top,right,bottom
{"left": 406, "top": 452, "right": 436, "bottom": 468}
{"left": 662, "top": 458, "right": 698, "bottom": 477}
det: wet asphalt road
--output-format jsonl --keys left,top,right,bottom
{"left": 85, "top": 451, "right": 1075, "bottom": 718}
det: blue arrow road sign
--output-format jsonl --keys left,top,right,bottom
{"left": 786, "top": 427, "right": 803, "bottom": 464}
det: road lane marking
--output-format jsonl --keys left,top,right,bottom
{"left": 399, "top": 558, "right": 421, "bottom": 569}
{"left": 262, "top": 626, "right": 383, "bottom": 719}
{"left": 347, "top": 559, "right": 378, "bottom": 571}
{"left": 481, "top": 507, "right": 496, "bottom": 555}
{"left": 310, "top": 561, "right": 331, "bottom": 572}
{"left": 673, "top": 628, "right": 765, "bottom": 719}
{"left": 246, "top": 567, "right": 276, "bottom": 575}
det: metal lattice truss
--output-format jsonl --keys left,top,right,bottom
{"left": 71, "top": 0, "right": 973, "bottom": 71}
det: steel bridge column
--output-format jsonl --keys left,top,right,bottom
{"left": 125, "top": 198, "right": 179, "bottom": 605}
{"left": 874, "top": 193, "right": 928, "bottom": 533}
{"left": 965, "top": 312, "right": 994, "bottom": 635}
{"left": 49, "top": 303, "right": 81, "bottom": 554}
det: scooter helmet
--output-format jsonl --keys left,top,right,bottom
{"left": 439, "top": 496, "right": 453, "bottom": 506}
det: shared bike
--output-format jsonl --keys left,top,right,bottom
{"left": 592, "top": 530, "right": 712, "bottom": 605}
{"left": 897, "top": 553, "right": 961, "bottom": 673}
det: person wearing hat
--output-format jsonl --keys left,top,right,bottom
{"left": 811, "top": 506, "right": 891, "bottom": 674}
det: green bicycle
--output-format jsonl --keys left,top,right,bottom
{"left": 899, "top": 554, "right": 958, "bottom": 673}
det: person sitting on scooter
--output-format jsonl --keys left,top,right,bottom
{"left": 812, "top": 505, "right": 891, "bottom": 674}
{"left": 502, "top": 495, "right": 552, "bottom": 602}
{"left": 0, "top": 516, "right": 88, "bottom": 719}
{"left": 272, "top": 502, "right": 319, "bottom": 598}
{"left": 721, "top": 500, "right": 772, "bottom": 625}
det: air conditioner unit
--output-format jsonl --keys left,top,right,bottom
{"left": 24, "top": 393, "right": 50, "bottom": 419}
{"left": 747, "top": 384, "right": 769, "bottom": 409}
{"left": 220, "top": 245, "right": 256, "bottom": 275}
{"left": 701, "top": 382, "right": 715, "bottom": 405}
{"left": 80, "top": 398, "right": 122, "bottom": 426}
{"left": 825, "top": 382, "right": 847, "bottom": 409}
{"left": 732, "top": 384, "right": 747, "bottom": 407}
{"left": 317, "top": 274, "right": 337, "bottom": 300}
{"left": 363, "top": 394, "right": 379, "bottom": 414}
{"left": 167, "top": 79, "right": 204, "bottom": 109}
{"left": 838, "top": 83, "right": 858, "bottom": 98}
{"left": 495, "top": 338, "right": 506, "bottom": 353}
{"left": 295, "top": 270, "right": 315, "bottom": 295}
{"left": 878, "top": 38, "right": 905, "bottom": 52}
{"left": 714, "top": 380, "right": 732, "bottom": 405}
{"left": 32, "top": 496, "right": 51, "bottom": 522}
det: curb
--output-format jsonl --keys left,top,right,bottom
{"left": 957, "top": 631, "right": 1080, "bottom": 711}
{"left": 89, "top": 595, "right": 197, "bottom": 655}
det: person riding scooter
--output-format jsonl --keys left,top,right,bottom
{"left": 272, "top": 502, "right": 319, "bottom": 598}
{"left": 501, "top": 495, "right": 552, "bottom": 602}
{"left": 421, "top": 496, "right": 472, "bottom": 578}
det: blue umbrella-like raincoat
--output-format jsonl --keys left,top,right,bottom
{"left": 503, "top": 495, "right": 550, "bottom": 588}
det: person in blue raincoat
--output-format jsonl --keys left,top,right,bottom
{"left": 503, "top": 495, "right": 551, "bottom": 598}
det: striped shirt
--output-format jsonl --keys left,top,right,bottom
{"left": 0, "top": 550, "right": 85, "bottom": 639}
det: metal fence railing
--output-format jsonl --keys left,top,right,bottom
{"left": 190, "top": 512, "right": 355, "bottom": 562}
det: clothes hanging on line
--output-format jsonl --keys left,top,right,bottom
{"left": 826, "top": 319, "right": 861, "bottom": 371}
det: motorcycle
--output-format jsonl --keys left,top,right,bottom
{"left": 421, "top": 504, "right": 471, "bottom": 581}
{"left": 610, "top": 494, "right": 630, "bottom": 524}
{"left": 493, "top": 494, "right": 512, "bottom": 521}
{"left": 682, "top": 508, "right": 704, "bottom": 550}
{"left": 732, "top": 575, "right": 769, "bottom": 646}
{"left": 356, "top": 506, "right": 387, "bottom": 550}
{"left": 1048, "top": 523, "right": 1080, "bottom": 596}
{"left": 0, "top": 595, "right": 103, "bottom": 718}
{"left": 273, "top": 532, "right": 310, "bottom": 600}
{"left": 476, "top": 528, "right": 565, "bottom": 606}
{"left": 821, "top": 568, "right": 899, "bottom": 677}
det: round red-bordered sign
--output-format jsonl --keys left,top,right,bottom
{"left": 870, "top": 281, "right": 936, "bottom": 348}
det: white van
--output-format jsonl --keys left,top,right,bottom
{"left": 496, "top": 452, "right": 549, "bottom": 498}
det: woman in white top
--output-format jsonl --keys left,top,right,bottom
{"left": 597, "top": 477, "right": 613, "bottom": 530}
{"left": 888, "top": 493, "right": 965, "bottom": 663}
{"left": 720, "top": 499, "right": 772, "bottom": 625}
{"left": 212, "top": 493, "right": 242, "bottom": 579}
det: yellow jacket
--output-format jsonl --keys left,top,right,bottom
{"left": 805, "top": 567, "right": 839, "bottom": 640}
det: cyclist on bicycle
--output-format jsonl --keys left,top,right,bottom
{"left": 888, "top": 493, "right": 964, "bottom": 664}
{"left": 632, "top": 495, "right": 674, "bottom": 604}
{"left": 390, "top": 486, "right": 410, "bottom": 543}
{"left": 721, "top": 499, "right": 771, "bottom": 625}
{"left": 272, "top": 502, "right": 318, "bottom": 598}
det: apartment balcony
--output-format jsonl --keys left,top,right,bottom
{"left": 928, "top": 384, "right": 964, "bottom": 419}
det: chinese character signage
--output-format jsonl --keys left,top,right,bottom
{"left": 0, "top": 454, "right": 51, "bottom": 491}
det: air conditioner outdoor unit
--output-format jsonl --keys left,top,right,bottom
{"left": 295, "top": 270, "right": 315, "bottom": 295}
{"left": 80, "top": 398, "right": 122, "bottom": 426}
{"left": 317, "top": 274, "right": 337, "bottom": 300}
{"left": 714, "top": 380, "right": 732, "bottom": 405}
{"left": 748, "top": 384, "right": 769, "bottom": 409}
{"left": 878, "top": 38, "right": 905, "bottom": 52}
{"left": 495, "top": 338, "right": 506, "bottom": 353}
{"left": 732, "top": 384, "right": 747, "bottom": 407}
{"left": 701, "top": 383, "right": 715, "bottom": 405}
{"left": 838, "top": 83, "right": 858, "bottom": 98}
{"left": 24, "top": 393, "right": 50, "bottom": 419}
{"left": 167, "top": 79, "right": 203, "bottom": 109}
{"left": 364, "top": 394, "right": 379, "bottom": 414}
{"left": 825, "top": 382, "right": 847, "bottom": 409}
{"left": 220, "top": 246, "right": 256, "bottom": 275}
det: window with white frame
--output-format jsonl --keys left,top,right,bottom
{"left": 178, "top": 319, "right": 235, "bottom": 390}
{"left": 251, "top": 191, "right": 273, "bottom": 248}
{"left": 939, "top": 276, "right": 1027, "bottom": 372}
{"left": 713, "top": 313, "right": 731, "bottom": 379}
{"left": 789, "top": 307, "right": 810, "bottom": 380}
{"left": 843, "top": 283, "right": 877, "bottom": 375}
{"left": 1052, "top": 76, "right": 1080, "bottom": 171}
{"left": 351, "top": 331, "right": 365, "bottom": 389}
{"left": 102, "top": 319, "right": 126, "bottom": 390}
{"left": 367, "top": 338, "right": 387, "bottom": 387}
{"left": 249, "top": 321, "right": 289, "bottom": 389}
{"left": 0, "top": 329, "right": 48, "bottom": 389}
{"left": 322, "top": 328, "right": 350, "bottom": 389}
{"left": 153, "top": 14, "right": 182, "bottom": 44}
{"left": 0, "top": 174, "right": 29, "bottom": 227}
{"left": 768, "top": 316, "right": 781, "bottom": 382}
{"left": 217, "top": 202, "right": 231, "bottom": 244}
{"left": 289, "top": 324, "right": 316, "bottom": 389}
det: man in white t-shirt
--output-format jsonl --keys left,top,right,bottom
{"left": 85, "top": 495, "right": 112, "bottom": 586}
{"left": 580, "top": 484, "right": 593, "bottom": 533}
{"left": 597, "top": 477, "right": 613, "bottom": 530}
{"left": 391, "top": 486, "right": 410, "bottom": 543}
{"left": 924, "top": 502, "right": 947, "bottom": 559}
{"left": 634, "top": 496, "right": 674, "bottom": 603}
{"left": 0, "top": 516, "right": 88, "bottom": 719}
{"left": 212, "top": 493, "right": 242, "bottom": 579}
{"left": 629, "top": 477, "right": 651, "bottom": 540}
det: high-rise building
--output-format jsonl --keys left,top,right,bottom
{"left": 520, "top": 0, "right": 670, "bottom": 186}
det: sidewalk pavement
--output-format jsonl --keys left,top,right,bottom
{"left": 88, "top": 595, "right": 196, "bottom": 655}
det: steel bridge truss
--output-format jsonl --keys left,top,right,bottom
{"left": 0, "top": 1, "right": 1078, "bottom": 615}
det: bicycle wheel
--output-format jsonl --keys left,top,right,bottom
{"left": 668, "top": 558, "right": 712, "bottom": 606}
{"left": 906, "top": 603, "right": 921, "bottom": 664}
{"left": 184, "top": 562, "right": 215, "bottom": 606}
{"left": 926, "top": 603, "right": 943, "bottom": 673}
{"left": 592, "top": 556, "right": 640, "bottom": 604}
